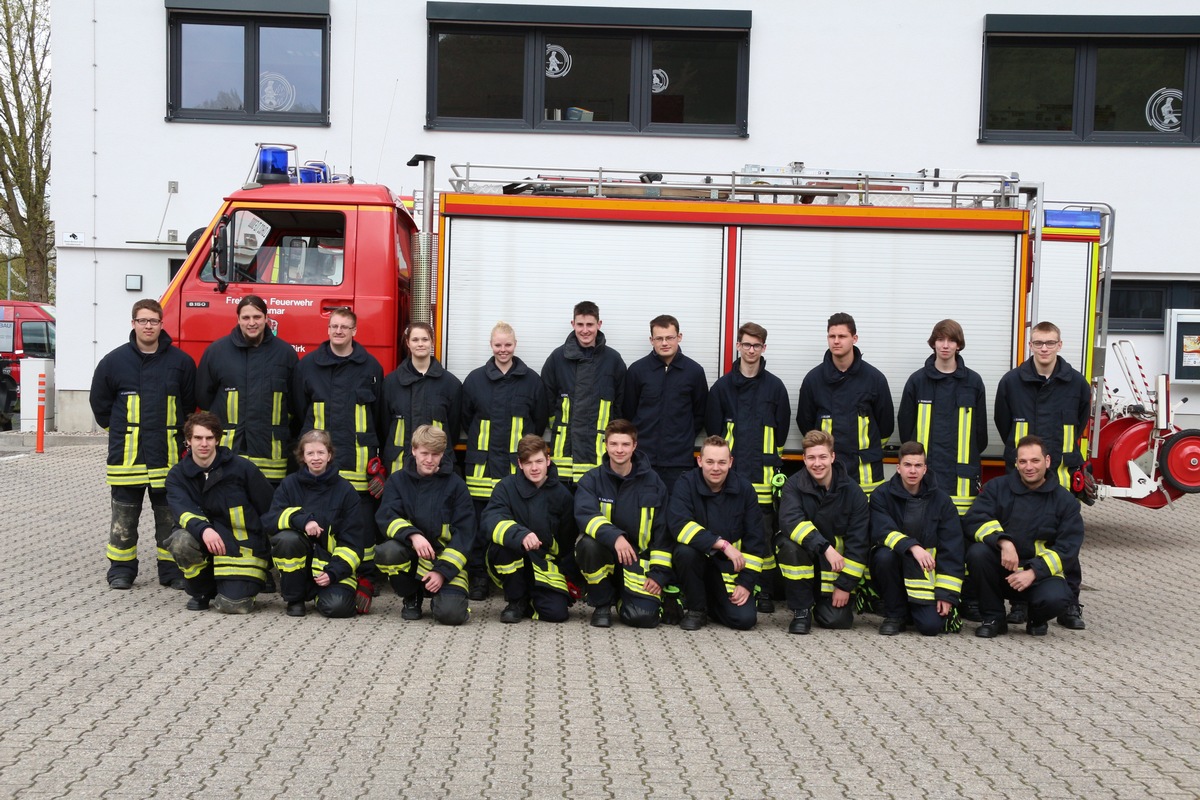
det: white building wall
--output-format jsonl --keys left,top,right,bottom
{"left": 51, "top": 0, "right": 1200, "bottom": 429}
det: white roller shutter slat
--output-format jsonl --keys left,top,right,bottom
{"left": 739, "top": 228, "right": 1020, "bottom": 453}
{"left": 441, "top": 218, "right": 726, "bottom": 386}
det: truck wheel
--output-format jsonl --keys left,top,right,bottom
{"left": 1159, "top": 429, "right": 1200, "bottom": 494}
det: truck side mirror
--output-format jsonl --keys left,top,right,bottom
{"left": 211, "top": 216, "right": 232, "bottom": 284}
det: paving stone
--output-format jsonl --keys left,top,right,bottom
{"left": 1, "top": 444, "right": 1199, "bottom": 798}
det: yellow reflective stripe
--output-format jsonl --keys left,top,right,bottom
{"left": 122, "top": 394, "right": 141, "bottom": 468}
{"left": 246, "top": 455, "right": 287, "bottom": 481}
{"left": 1014, "top": 420, "right": 1028, "bottom": 444}
{"left": 338, "top": 470, "right": 368, "bottom": 491}
{"left": 476, "top": 418, "right": 490, "bottom": 454}
{"left": 649, "top": 549, "right": 672, "bottom": 569}
{"left": 974, "top": 520, "right": 1004, "bottom": 543}
{"left": 510, "top": 416, "right": 523, "bottom": 455}
{"left": 107, "top": 544, "right": 137, "bottom": 561}
{"left": 595, "top": 400, "right": 612, "bottom": 463}
{"left": 819, "top": 570, "right": 838, "bottom": 593}
{"left": 639, "top": 507, "right": 654, "bottom": 551}
{"left": 916, "top": 402, "right": 931, "bottom": 449}
{"left": 788, "top": 520, "right": 817, "bottom": 546}
{"left": 492, "top": 558, "right": 521, "bottom": 576}
{"left": 147, "top": 467, "right": 171, "bottom": 489}
{"left": 677, "top": 521, "right": 705, "bottom": 545}
{"left": 272, "top": 390, "right": 284, "bottom": 426}
{"left": 313, "top": 401, "right": 326, "bottom": 431}
{"left": 333, "top": 545, "right": 361, "bottom": 571}
{"left": 762, "top": 424, "right": 774, "bottom": 456}
{"left": 857, "top": 414, "right": 871, "bottom": 453}
{"left": 229, "top": 506, "right": 248, "bottom": 542}
{"left": 584, "top": 515, "right": 610, "bottom": 538}
{"left": 582, "top": 562, "right": 615, "bottom": 584}
{"left": 532, "top": 559, "right": 567, "bottom": 591}
{"left": 935, "top": 574, "right": 963, "bottom": 592}
{"left": 842, "top": 558, "right": 866, "bottom": 580}
{"left": 377, "top": 559, "right": 410, "bottom": 577}
{"left": 743, "top": 553, "right": 764, "bottom": 573}
{"left": 883, "top": 530, "right": 907, "bottom": 550}
{"left": 1035, "top": 540, "right": 1063, "bottom": 577}
{"left": 386, "top": 517, "right": 415, "bottom": 539}
{"left": 106, "top": 467, "right": 151, "bottom": 485}
{"left": 440, "top": 547, "right": 467, "bottom": 571}
{"left": 156, "top": 547, "right": 173, "bottom": 561}
{"left": 277, "top": 506, "right": 301, "bottom": 530}
{"left": 274, "top": 555, "right": 306, "bottom": 572}
{"left": 388, "top": 417, "right": 406, "bottom": 473}
{"left": 780, "top": 563, "right": 814, "bottom": 581}
{"left": 957, "top": 406, "right": 972, "bottom": 465}
{"left": 904, "top": 576, "right": 936, "bottom": 601}
{"left": 724, "top": 421, "right": 735, "bottom": 451}
{"left": 180, "top": 511, "right": 208, "bottom": 527}
{"left": 621, "top": 562, "right": 658, "bottom": 597}
{"left": 226, "top": 390, "right": 239, "bottom": 427}
{"left": 356, "top": 403, "right": 367, "bottom": 434}
{"left": 761, "top": 552, "right": 777, "bottom": 571}
{"left": 492, "top": 520, "right": 517, "bottom": 545}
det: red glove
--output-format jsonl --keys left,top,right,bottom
{"left": 355, "top": 577, "right": 374, "bottom": 614}
{"left": 366, "top": 456, "right": 387, "bottom": 499}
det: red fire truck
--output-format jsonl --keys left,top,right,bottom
{"left": 158, "top": 147, "right": 1199, "bottom": 508}
{"left": 0, "top": 300, "right": 56, "bottom": 430}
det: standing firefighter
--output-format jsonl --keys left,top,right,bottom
{"left": 90, "top": 298, "right": 196, "bottom": 590}
{"left": 164, "top": 412, "right": 274, "bottom": 613}
{"left": 195, "top": 295, "right": 299, "bottom": 482}
{"left": 542, "top": 301, "right": 626, "bottom": 484}
{"left": 461, "top": 321, "right": 550, "bottom": 600}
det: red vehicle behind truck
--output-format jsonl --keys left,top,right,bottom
{"left": 158, "top": 147, "right": 1200, "bottom": 508}
{"left": 0, "top": 300, "right": 56, "bottom": 430}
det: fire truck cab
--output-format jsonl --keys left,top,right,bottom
{"left": 0, "top": 300, "right": 56, "bottom": 430}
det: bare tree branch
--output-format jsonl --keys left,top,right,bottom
{"left": 0, "top": 0, "right": 51, "bottom": 302}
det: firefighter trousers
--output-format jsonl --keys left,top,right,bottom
{"left": 374, "top": 539, "right": 470, "bottom": 625}
{"left": 164, "top": 528, "right": 265, "bottom": 607}
{"left": 672, "top": 546, "right": 756, "bottom": 631}
{"left": 574, "top": 536, "right": 661, "bottom": 628}
{"left": 107, "top": 485, "right": 182, "bottom": 584}
{"left": 774, "top": 534, "right": 854, "bottom": 629}
{"left": 487, "top": 543, "right": 569, "bottom": 622}
{"left": 966, "top": 542, "right": 1072, "bottom": 625}
{"left": 870, "top": 547, "right": 945, "bottom": 636}
{"left": 269, "top": 530, "right": 357, "bottom": 618}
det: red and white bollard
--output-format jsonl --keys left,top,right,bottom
{"left": 35, "top": 372, "right": 45, "bottom": 454}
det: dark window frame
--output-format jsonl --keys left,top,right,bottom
{"left": 426, "top": 5, "right": 750, "bottom": 138}
{"left": 166, "top": 10, "right": 331, "bottom": 126}
{"left": 1108, "top": 279, "right": 1200, "bottom": 333}
{"left": 980, "top": 15, "right": 1200, "bottom": 146}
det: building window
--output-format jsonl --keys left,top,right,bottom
{"left": 167, "top": 8, "right": 330, "bottom": 125}
{"left": 1109, "top": 280, "right": 1200, "bottom": 333}
{"left": 426, "top": 4, "right": 751, "bottom": 137}
{"left": 981, "top": 15, "right": 1200, "bottom": 145}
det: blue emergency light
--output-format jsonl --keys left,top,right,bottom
{"left": 257, "top": 146, "right": 290, "bottom": 185}
{"left": 1045, "top": 210, "right": 1102, "bottom": 229}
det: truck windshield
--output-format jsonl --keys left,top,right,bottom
{"left": 201, "top": 208, "right": 347, "bottom": 286}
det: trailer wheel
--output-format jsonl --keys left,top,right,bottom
{"left": 1159, "top": 429, "right": 1200, "bottom": 494}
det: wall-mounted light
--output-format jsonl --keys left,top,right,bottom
{"left": 125, "top": 274, "right": 143, "bottom": 292}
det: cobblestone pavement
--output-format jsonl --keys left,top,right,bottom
{"left": 2, "top": 440, "right": 1199, "bottom": 799}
